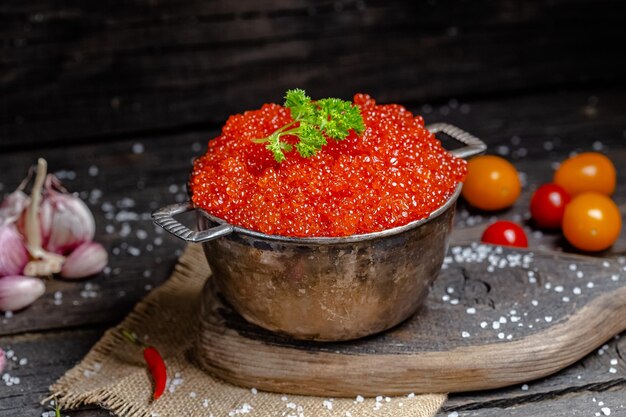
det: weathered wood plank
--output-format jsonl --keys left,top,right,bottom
{"left": 0, "top": 329, "right": 104, "bottom": 417}
{"left": 440, "top": 384, "right": 626, "bottom": 416}
{"left": 444, "top": 334, "right": 626, "bottom": 411}
{"left": 2, "top": 0, "right": 626, "bottom": 147}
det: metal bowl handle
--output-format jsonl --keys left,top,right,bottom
{"left": 427, "top": 123, "right": 487, "bottom": 159}
{"left": 152, "top": 202, "right": 233, "bottom": 243}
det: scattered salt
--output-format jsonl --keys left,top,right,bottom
{"left": 132, "top": 143, "right": 145, "bottom": 154}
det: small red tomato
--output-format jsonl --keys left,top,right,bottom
{"left": 481, "top": 221, "right": 529, "bottom": 248}
{"left": 530, "top": 183, "right": 571, "bottom": 229}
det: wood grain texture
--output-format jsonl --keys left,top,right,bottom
{"left": 193, "top": 248, "right": 626, "bottom": 396}
{"left": 0, "top": 329, "right": 104, "bottom": 417}
{"left": 441, "top": 386, "right": 626, "bottom": 417}
{"left": 2, "top": 0, "right": 626, "bottom": 148}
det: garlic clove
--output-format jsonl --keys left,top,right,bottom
{"left": 44, "top": 189, "right": 95, "bottom": 255}
{"left": 0, "top": 275, "right": 46, "bottom": 312}
{"left": 0, "top": 224, "right": 29, "bottom": 277}
{"left": 0, "top": 190, "right": 30, "bottom": 227}
{"left": 60, "top": 242, "right": 108, "bottom": 279}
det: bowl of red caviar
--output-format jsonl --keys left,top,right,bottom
{"left": 153, "top": 91, "right": 485, "bottom": 341}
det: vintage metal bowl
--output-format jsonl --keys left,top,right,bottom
{"left": 153, "top": 123, "right": 486, "bottom": 341}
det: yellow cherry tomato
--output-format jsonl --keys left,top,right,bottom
{"left": 461, "top": 155, "right": 521, "bottom": 211}
{"left": 562, "top": 192, "right": 622, "bottom": 252}
{"left": 554, "top": 152, "right": 616, "bottom": 196}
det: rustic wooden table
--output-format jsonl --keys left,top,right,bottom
{"left": 1, "top": 1, "right": 625, "bottom": 416}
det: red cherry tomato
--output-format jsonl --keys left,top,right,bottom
{"left": 530, "top": 183, "right": 571, "bottom": 229}
{"left": 481, "top": 221, "right": 529, "bottom": 248}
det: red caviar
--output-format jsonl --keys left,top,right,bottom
{"left": 190, "top": 94, "right": 467, "bottom": 237}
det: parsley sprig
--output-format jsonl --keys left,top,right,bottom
{"left": 252, "top": 89, "right": 365, "bottom": 162}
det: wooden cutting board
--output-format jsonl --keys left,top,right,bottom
{"left": 193, "top": 244, "right": 626, "bottom": 397}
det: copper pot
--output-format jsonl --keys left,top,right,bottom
{"left": 153, "top": 123, "right": 485, "bottom": 341}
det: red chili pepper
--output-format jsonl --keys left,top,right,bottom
{"left": 143, "top": 346, "right": 167, "bottom": 399}
{"left": 121, "top": 329, "right": 167, "bottom": 400}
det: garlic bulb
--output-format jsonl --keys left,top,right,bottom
{"left": 0, "top": 225, "right": 29, "bottom": 277}
{"left": 0, "top": 275, "right": 45, "bottom": 312}
{"left": 60, "top": 242, "right": 108, "bottom": 279}
{"left": 43, "top": 184, "right": 95, "bottom": 255}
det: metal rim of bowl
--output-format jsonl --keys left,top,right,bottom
{"left": 196, "top": 183, "right": 462, "bottom": 245}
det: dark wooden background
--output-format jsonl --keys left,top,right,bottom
{"left": 2, "top": 0, "right": 626, "bottom": 150}
{"left": 1, "top": 1, "right": 626, "bottom": 416}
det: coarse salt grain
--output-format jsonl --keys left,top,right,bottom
{"left": 466, "top": 307, "right": 476, "bottom": 314}
{"left": 132, "top": 143, "right": 145, "bottom": 154}
{"left": 521, "top": 384, "right": 529, "bottom": 390}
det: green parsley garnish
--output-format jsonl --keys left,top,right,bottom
{"left": 252, "top": 89, "right": 365, "bottom": 162}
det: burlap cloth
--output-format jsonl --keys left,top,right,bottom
{"left": 50, "top": 245, "right": 446, "bottom": 417}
